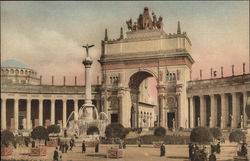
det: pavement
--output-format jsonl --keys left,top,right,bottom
{"left": 1, "top": 143, "right": 249, "bottom": 161}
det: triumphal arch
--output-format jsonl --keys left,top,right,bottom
{"left": 99, "top": 7, "right": 194, "bottom": 128}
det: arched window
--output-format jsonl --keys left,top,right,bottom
{"left": 15, "top": 70, "right": 19, "bottom": 74}
{"left": 169, "top": 73, "right": 172, "bottom": 80}
{"left": 173, "top": 73, "right": 176, "bottom": 80}
{"left": 25, "top": 70, "right": 28, "bottom": 74}
{"left": 10, "top": 69, "right": 14, "bottom": 74}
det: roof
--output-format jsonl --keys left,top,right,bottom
{"left": 1, "top": 59, "right": 30, "bottom": 68}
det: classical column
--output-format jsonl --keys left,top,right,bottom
{"left": 63, "top": 99, "right": 67, "bottom": 128}
{"left": 1, "top": 98, "right": 6, "bottom": 130}
{"left": 51, "top": 99, "right": 55, "bottom": 125}
{"left": 177, "top": 94, "right": 181, "bottom": 128}
{"left": 74, "top": 99, "right": 78, "bottom": 121}
{"left": 200, "top": 95, "right": 206, "bottom": 127}
{"left": 210, "top": 95, "right": 217, "bottom": 128}
{"left": 14, "top": 99, "right": 19, "bottom": 130}
{"left": 26, "top": 99, "right": 31, "bottom": 130}
{"left": 232, "top": 93, "right": 237, "bottom": 128}
{"left": 118, "top": 96, "right": 123, "bottom": 124}
{"left": 158, "top": 95, "right": 165, "bottom": 127}
{"left": 39, "top": 99, "right": 43, "bottom": 126}
{"left": 221, "top": 94, "right": 228, "bottom": 129}
{"left": 189, "top": 96, "right": 195, "bottom": 128}
{"left": 243, "top": 92, "right": 248, "bottom": 128}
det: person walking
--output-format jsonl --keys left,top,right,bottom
{"left": 53, "top": 147, "right": 59, "bottom": 161}
{"left": 69, "top": 138, "right": 74, "bottom": 151}
{"left": 31, "top": 140, "right": 35, "bottom": 148}
{"left": 65, "top": 143, "right": 69, "bottom": 153}
{"left": 58, "top": 148, "right": 62, "bottom": 161}
{"left": 82, "top": 141, "right": 86, "bottom": 153}
{"left": 160, "top": 143, "right": 165, "bottom": 157}
{"left": 95, "top": 142, "right": 99, "bottom": 153}
{"left": 137, "top": 137, "right": 142, "bottom": 147}
{"left": 216, "top": 142, "right": 221, "bottom": 154}
{"left": 209, "top": 152, "right": 216, "bottom": 161}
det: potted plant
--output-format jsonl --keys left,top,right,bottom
{"left": 153, "top": 126, "right": 166, "bottom": 148}
{"left": 190, "top": 127, "right": 213, "bottom": 145}
{"left": 47, "top": 125, "right": 60, "bottom": 147}
{"left": 30, "top": 126, "right": 48, "bottom": 156}
{"left": 105, "top": 123, "right": 125, "bottom": 158}
{"left": 1, "top": 130, "right": 14, "bottom": 156}
{"left": 86, "top": 126, "right": 99, "bottom": 147}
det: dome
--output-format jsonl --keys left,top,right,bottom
{"left": 1, "top": 59, "right": 30, "bottom": 68}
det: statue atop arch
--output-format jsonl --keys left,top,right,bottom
{"left": 126, "top": 7, "right": 163, "bottom": 31}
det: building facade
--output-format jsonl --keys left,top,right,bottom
{"left": 1, "top": 7, "right": 250, "bottom": 131}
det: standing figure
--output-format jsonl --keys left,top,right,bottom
{"left": 172, "top": 118, "right": 176, "bottom": 131}
{"left": 69, "top": 138, "right": 74, "bottom": 151}
{"left": 160, "top": 143, "right": 166, "bottom": 157}
{"left": 31, "top": 140, "right": 35, "bottom": 148}
{"left": 53, "top": 147, "right": 59, "bottom": 161}
{"left": 198, "top": 117, "right": 201, "bottom": 127}
{"left": 240, "top": 115, "right": 244, "bottom": 129}
{"left": 57, "top": 136, "right": 61, "bottom": 146}
{"left": 95, "top": 142, "right": 99, "bottom": 153}
{"left": 209, "top": 152, "right": 217, "bottom": 161}
{"left": 216, "top": 142, "right": 221, "bottom": 154}
{"left": 82, "top": 141, "right": 86, "bottom": 153}
{"left": 137, "top": 137, "right": 142, "bottom": 147}
{"left": 65, "top": 143, "right": 69, "bottom": 153}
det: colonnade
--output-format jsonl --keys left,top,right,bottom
{"left": 189, "top": 91, "right": 249, "bottom": 129}
{"left": 1, "top": 97, "right": 100, "bottom": 131}
{"left": 138, "top": 112, "right": 153, "bottom": 128}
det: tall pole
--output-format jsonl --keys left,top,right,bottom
{"left": 82, "top": 44, "right": 95, "bottom": 106}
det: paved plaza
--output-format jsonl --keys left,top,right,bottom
{"left": 2, "top": 142, "right": 249, "bottom": 161}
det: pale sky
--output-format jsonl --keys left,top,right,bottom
{"left": 1, "top": 1, "right": 249, "bottom": 86}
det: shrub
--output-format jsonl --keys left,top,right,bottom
{"left": 87, "top": 126, "right": 99, "bottom": 135}
{"left": 31, "top": 126, "right": 48, "bottom": 143}
{"left": 124, "top": 135, "right": 190, "bottom": 145}
{"left": 47, "top": 125, "right": 60, "bottom": 134}
{"left": 209, "top": 128, "right": 222, "bottom": 140}
{"left": 154, "top": 126, "right": 166, "bottom": 137}
{"left": 105, "top": 123, "right": 125, "bottom": 139}
{"left": 1, "top": 130, "right": 14, "bottom": 147}
{"left": 122, "top": 128, "right": 131, "bottom": 138}
{"left": 190, "top": 127, "right": 213, "bottom": 144}
{"left": 229, "top": 130, "right": 246, "bottom": 143}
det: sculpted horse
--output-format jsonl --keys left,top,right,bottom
{"left": 156, "top": 16, "right": 163, "bottom": 29}
{"left": 126, "top": 18, "right": 133, "bottom": 31}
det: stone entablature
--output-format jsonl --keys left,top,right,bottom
{"left": 187, "top": 74, "right": 250, "bottom": 96}
{"left": 1, "top": 84, "right": 101, "bottom": 95}
{"left": 104, "top": 31, "right": 191, "bottom": 57}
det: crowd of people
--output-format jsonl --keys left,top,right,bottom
{"left": 53, "top": 136, "right": 100, "bottom": 161}
{"left": 188, "top": 143, "right": 218, "bottom": 161}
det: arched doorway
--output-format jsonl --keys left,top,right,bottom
{"left": 128, "top": 71, "right": 157, "bottom": 128}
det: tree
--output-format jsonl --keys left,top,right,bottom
{"left": 229, "top": 130, "right": 246, "bottom": 143}
{"left": 209, "top": 128, "right": 222, "bottom": 140}
{"left": 31, "top": 126, "right": 48, "bottom": 145}
{"left": 1, "top": 130, "right": 14, "bottom": 147}
{"left": 105, "top": 123, "right": 125, "bottom": 139}
{"left": 154, "top": 126, "right": 166, "bottom": 137}
{"left": 47, "top": 125, "right": 60, "bottom": 134}
{"left": 87, "top": 126, "right": 99, "bottom": 135}
{"left": 190, "top": 127, "right": 213, "bottom": 144}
